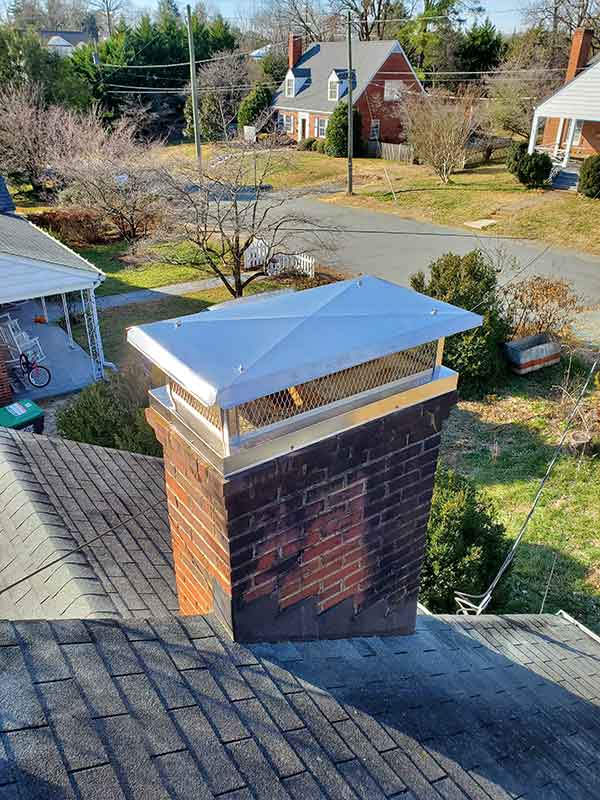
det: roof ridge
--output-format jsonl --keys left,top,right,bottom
{"left": 0, "top": 429, "right": 119, "bottom": 620}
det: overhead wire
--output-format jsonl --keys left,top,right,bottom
{"left": 455, "top": 357, "right": 599, "bottom": 615}
{"left": 0, "top": 497, "right": 168, "bottom": 598}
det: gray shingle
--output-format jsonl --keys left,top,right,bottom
{"left": 37, "top": 679, "right": 108, "bottom": 772}
{"left": 170, "top": 705, "right": 244, "bottom": 795}
{"left": 72, "top": 764, "right": 128, "bottom": 800}
{"left": 233, "top": 697, "right": 305, "bottom": 778}
{"left": 2, "top": 611, "right": 600, "bottom": 800}
{"left": 5, "top": 727, "right": 76, "bottom": 799}
{"left": 0, "top": 645, "right": 46, "bottom": 732}
{"left": 183, "top": 669, "right": 248, "bottom": 743}
{"left": 227, "top": 738, "right": 292, "bottom": 800}
{"left": 0, "top": 431, "right": 172, "bottom": 623}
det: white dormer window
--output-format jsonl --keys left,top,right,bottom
{"left": 328, "top": 77, "right": 339, "bottom": 101}
{"left": 286, "top": 76, "right": 295, "bottom": 97}
{"left": 384, "top": 80, "right": 404, "bottom": 101}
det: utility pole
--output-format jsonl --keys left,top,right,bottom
{"left": 346, "top": 11, "right": 353, "bottom": 195}
{"left": 186, "top": 4, "right": 202, "bottom": 174}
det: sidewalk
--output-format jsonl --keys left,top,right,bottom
{"left": 95, "top": 276, "right": 229, "bottom": 311}
{"left": 40, "top": 274, "right": 261, "bottom": 321}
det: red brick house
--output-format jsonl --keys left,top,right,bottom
{"left": 272, "top": 33, "right": 423, "bottom": 146}
{"left": 529, "top": 27, "right": 600, "bottom": 169}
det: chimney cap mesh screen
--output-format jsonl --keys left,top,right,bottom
{"left": 171, "top": 382, "right": 224, "bottom": 432}
{"left": 172, "top": 340, "right": 437, "bottom": 439}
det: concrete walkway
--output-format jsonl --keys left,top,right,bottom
{"left": 95, "top": 276, "right": 228, "bottom": 311}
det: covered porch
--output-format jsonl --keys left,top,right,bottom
{"left": 0, "top": 251, "right": 106, "bottom": 401}
{"left": 528, "top": 114, "right": 592, "bottom": 169}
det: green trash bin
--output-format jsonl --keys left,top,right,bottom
{"left": 0, "top": 399, "right": 45, "bottom": 434}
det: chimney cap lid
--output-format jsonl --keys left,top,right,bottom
{"left": 127, "top": 275, "right": 481, "bottom": 409}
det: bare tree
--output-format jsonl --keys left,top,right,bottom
{"left": 89, "top": 0, "right": 124, "bottom": 34}
{"left": 252, "top": 0, "right": 340, "bottom": 44}
{"left": 331, "top": 0, "right": 398, "bottom": 40}
{"left": 194, "top": 51, "right": 251, "bottom": 138}
{"left": 149, "top": 139, "right": 336, "bottom": 298}
{"left": 486, "top": 32, "right": 563, "bottom": 139}
{"left": 526, "top": 0, "right": 600, "bottom": 55}
{"left": 53, "top": 115, "right": 164, "bottom": 247}
{"left": 0, "top": 83, "right": 110, "bottom": 195}
{"left": 400, "top": 89, "right": 483, "bottom": 183}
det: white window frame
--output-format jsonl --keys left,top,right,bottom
{"left": 328, "top": 79, "right": 339, "bottom": 101}
{"left": 573, "top": 119, "right": 584, "bottom": 146}
{"left": 317, "top": 117, "right": 328, "bottom": 138}
{"left": 285, "top": 76, "right": 295, "bottom": 97}
{"left": 369, "top": 119, "right": 380, "bottom": 141}
{"left": 282, "top": 114, "right": 294, "bottom": 134}
{"left": 383, "top": 80, "right": 403, "bottom": 101}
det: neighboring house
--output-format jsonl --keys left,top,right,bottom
{"left": 39, "top": 29, "right": 92, "bottom": 56}
{"left": 249, "top": 43, "right": 272, "bottom": 60}
{"left": 0, "top": 176, "right": 106, "bottom": 382}
{"left": 529, "top": 27, "right": 600, "bottom": 172}
{"left": 272, "top": 33, "right": 422, "bottom": 146}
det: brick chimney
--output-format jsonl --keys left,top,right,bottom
{"left": 565, "top": 27, "right": 593, "bottom": 82}
{"left": 288, "top": 32, "right": 302, "bottom": 69}
{"left": 0, "top": 345, "right": 12, "bottom": 407}
{"left": 129, "top": 277, "right": 481, "bottom": 642}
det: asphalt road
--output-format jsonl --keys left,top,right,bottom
{"left": 287, "top": 195, "right": 600, "bottom": 302}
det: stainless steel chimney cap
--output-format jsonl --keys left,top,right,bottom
{"left": 127, "top": 275, "right": 481, "bottom": 410}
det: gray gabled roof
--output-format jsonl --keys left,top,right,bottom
{"left": 1, "top": 611, "right": 600, "bottom": 799}
{"left": 39, "top": 29, "right": 91, "bottom": 45}
{"left": 0, "top": 212, "right": 101, "bottom": 274}
{"left": 273, "top": 39, "right": 404, "bottom": 113}
{"left": 0, "top": 429, "right": 177, "bottom": 621}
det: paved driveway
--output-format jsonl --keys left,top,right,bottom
{"left": 287, "top": 195, "right": 600, "bottom": 302}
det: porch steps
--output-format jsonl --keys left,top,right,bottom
{"left": 552, "top": 169, "right": 579, "bottom": 192}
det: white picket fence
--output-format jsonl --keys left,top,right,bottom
{"left": 243, "top": 238, "right": 315, "bottom": 278}
{"left": 379, "top": 142, "right": 415, "bottom": 163}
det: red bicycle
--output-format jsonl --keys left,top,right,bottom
{"left": 19, "top": 352, "right": 51, "bottom": 389}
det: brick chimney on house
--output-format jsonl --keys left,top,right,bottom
{"left": 129, "top": 277, "right": 481, "bottom": 643}
{"left": 288, "top": 32, "right": 302, "bottom": 69}
{"left": 0, "top": 345, "right": 12, "bottom": 406}
{"left": 565, "top": 27, "right": 593, "bottom": 82}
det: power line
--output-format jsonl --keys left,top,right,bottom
{"left": 0, "top": 497, "right": 167, "bottom": 599}
{"left": 98, "top": 41, "right": 286, "bottom": 71}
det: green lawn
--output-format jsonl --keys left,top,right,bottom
{"left": 74, "top": 280, "right": 281, "bottom": 364}
{"left": 77, "top": 242, "right": 214, "bottom": 297}
{"left": 441, "top": 360, "right": 600, "bottom": 630}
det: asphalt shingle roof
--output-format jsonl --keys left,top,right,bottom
{"left": 0, "top": 430, "right": 176, "bottom": 621}
{"left": 273, "top": 40, "right": 398, "bottom": 113}
{"left": 0, "top": 212, "right": 100, "bottom": 274}
{"left": 40, "top": 30, "right": 91, "bottom": 46}
{"left": 1, "top": 612, "right": 599, "bottom": 799}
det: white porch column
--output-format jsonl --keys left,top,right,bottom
{"left": 528, "top": 114, "right": 542, "bottom": 154}
{"left": 80, "top": 288, "right": 105, "bottom": 381}
{"left": 62, "top": 294, "right": 75, "bottom": 349}
{"left": 40, "top": 297, "right": 48, "bottom": 322}
{"left": 553, "top": 117, "right": 565, "bottom": 158}
{"left": 562, "top": 118, "right": 577, "bottom": 167}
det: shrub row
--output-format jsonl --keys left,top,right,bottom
{"left": 26, "top": 207, "right": 114, "bottom": 245}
